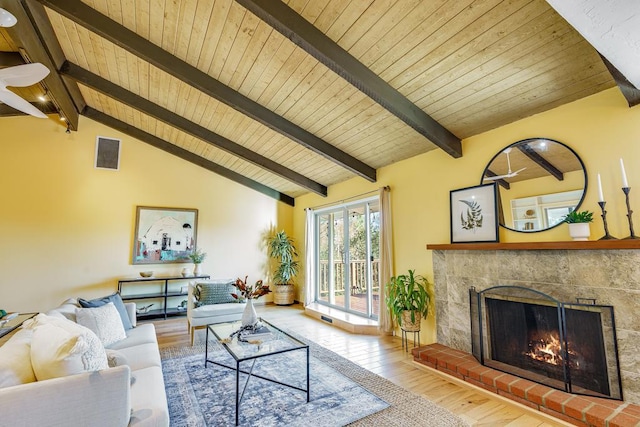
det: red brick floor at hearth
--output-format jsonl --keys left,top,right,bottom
{"left": 412, "top": 344, "right": 640, "bottom": 427}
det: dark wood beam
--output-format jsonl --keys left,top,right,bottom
{"left": 22, "top": 0, "right": 86, "bottom": 114}
{"left": 484, "top": 170, "right": 510, "bottom": 190}
{"left": 517, "top": 144, "right": 564, "bottom": 181}
{"left": 0, "top": 52, "right": 25, "bottom": 67}
{"left": 62, "top": 61, "right": 326, "bottom": 197}
{"left": 37, "top": 0, "right": 377, "bottom": 182}
{"left": 0, "top": 0, "right": 79, "bottom": 129}
{"left": 599, "top": 54, "right": 640, "bottom": 108}
{"left": 82, "top": 107, "right": 295, "bottom": 207}
{"left": 0, "top": 100, "right": 57, "bottom": 116}
{"left": 235, "top": 0, "right": 462, "bottom": 159}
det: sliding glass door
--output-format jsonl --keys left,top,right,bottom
{"left": 315, "top": 197, "right": 380, "bottom": 319}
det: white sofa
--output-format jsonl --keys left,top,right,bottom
{"left": 0, "top": 298, "right": 169, "bottom": 427}
{"left": 187, "top": 280, "right": 245, "bottom": 345}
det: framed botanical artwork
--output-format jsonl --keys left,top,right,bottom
{"left": 132, "top": 206, "right": 198, "bottom": 264}
{"left": 450, "top": 183, "right": 499, "bottom": 243}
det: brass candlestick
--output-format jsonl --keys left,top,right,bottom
{"left": 622, "top": 187, "right": 639, "bottom": 239}
{"left": 598, "top": 201, "right": 617, "bottom": 240}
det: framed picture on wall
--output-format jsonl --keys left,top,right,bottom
{"left": 132, "top": 206, "right": 198, "bottom": 264}
{"left": 450, "top": 183, "right": 499, "bottom": 243}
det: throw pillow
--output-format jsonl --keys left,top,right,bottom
{"left": 195, "top": 281, "right": 237, "bottom": 306}
{"left": 30, "top": 322, "right": 108, "bottom": 381}
{"left": 0, "top": 328, "right": 36, "bottom": 388}
{"left": 76, "top": 303, "right": 127, "bottom": 347}
{"left": 78, "top": 293, "right": 133, "bottom": 330}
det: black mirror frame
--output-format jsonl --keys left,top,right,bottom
{"left": 481, "top": 138, "right": 588, "bottom": 233}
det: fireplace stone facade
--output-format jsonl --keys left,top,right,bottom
{"left": 432, "top": 247, "right": 640, "bottom": 404}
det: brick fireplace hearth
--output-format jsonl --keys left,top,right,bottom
{"left": 412, "top": 343, "right": 640, "bottom": 426}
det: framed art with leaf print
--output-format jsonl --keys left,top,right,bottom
{"left": 450, "top": 183, "right": 499, "bottom": 243}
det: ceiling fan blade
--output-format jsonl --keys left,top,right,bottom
{"left": 0, "top": 63, "right": 49, "bottom": 87}
{"left": 483, "top": 175, "right": 507, "bottom": 181}
{"left": 513, "top": 167, "right": 527, "bottom": 175}
{"left": 0, "top": 88, "right": 47, "bottom": 118}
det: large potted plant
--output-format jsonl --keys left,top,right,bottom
{"left": 385, "top": 270, "right": 432, "bottom": 332}
{"left": 267, "top": 230, "right": 299, "bottom": 305}
{"left": 563, "top": 210, "right": 593, "bottom": 241}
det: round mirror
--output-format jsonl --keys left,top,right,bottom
{"left": 481, "top": 138, "right": 587, "bottom": 233}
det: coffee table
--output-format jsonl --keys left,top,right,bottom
{"left": 206, "top": 318, "right": 309, "bottom": 426}
{"left": 0, "top": 313, "right": 37, "bottom": 341}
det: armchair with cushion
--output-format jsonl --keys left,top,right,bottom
{"left": 187, "top": 279, "right": 245, "bottom": 345}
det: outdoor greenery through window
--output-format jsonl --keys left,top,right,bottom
{"left": 314, "top": 196, "right": 380, "bottom": 319}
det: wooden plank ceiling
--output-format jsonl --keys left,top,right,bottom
{"left": 0, "top": 0, "right": 616, "bottom": 203}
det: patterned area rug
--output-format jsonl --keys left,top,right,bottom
{"left": 161, "top": 331, "right": 468, "bottom": 427}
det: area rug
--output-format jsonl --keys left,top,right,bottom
{"left": 161, "top": 333, "right": 469, "bottom": 427}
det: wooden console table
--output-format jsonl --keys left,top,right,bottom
{"left": 118, "top": 274, "right": 210, "bottom": 319}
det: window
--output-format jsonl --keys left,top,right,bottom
{"left": 314, "top": 197, "right": 380, "bottom": 319}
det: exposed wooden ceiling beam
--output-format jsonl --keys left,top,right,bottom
{"left": 0, "top": 0, "right": 79, "bottom": 129}
{"left": 82, "top": 107, "right": 295, "bottom": 207}
{"left": 599, "top": 54, "right": 640, "bottom": 108}
{"left": 484, "top": 170, "right": 510, "bottom": 190}
{"left": 37, "top": 0, "right": 377, "bottom": 183}
{"left": 517, "top": 144, "right": 564, "bottom": 181}
{"left": 235, "top": 0, "right": 462, "bottom": 159}
{"left": 0, "top": 51, "right": 25, "bottom": 67}
{"left": 22, "top": 0, "right": 86, "bottom": 114}
{"left": 0, "top": 100, "right": 57, "bottom": 116}
{"left": 61, "top": 61, "right": 327, "bottom": 197}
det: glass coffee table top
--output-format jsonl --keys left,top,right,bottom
{"left": 207, "top": 318, "right": 307, "bottom": 361}
{"left": 0, "top": 313, "right": 37, "bottom": 339}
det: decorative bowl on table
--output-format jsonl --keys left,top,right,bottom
{"left": 136, "top": 304, "right": 153, "bottom": 314}
{"left": 140, "top": 271, "right": 154, "bottom": 277}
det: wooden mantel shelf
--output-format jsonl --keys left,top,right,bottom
{"left": 427, "top": 240, "right": 640, "bottom": 251}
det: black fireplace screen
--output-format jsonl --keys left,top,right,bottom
{"left": 470, "top": 286, "right": 622, "bottom": 400}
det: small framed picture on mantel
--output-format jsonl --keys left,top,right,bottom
{"left": 450, "top": 183, "right": 499, "bottom": 243}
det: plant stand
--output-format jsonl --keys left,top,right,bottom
{"left": 401, "top": 328, "right": 420, "bottom": 353}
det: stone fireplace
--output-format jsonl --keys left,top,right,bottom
{"left": 428, "top": 241, "right": 640, "bottom": 405}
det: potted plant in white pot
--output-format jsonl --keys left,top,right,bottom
{"left": 385, "top": 270, "right": 433, "bottom": 332}
{"left": 189, "top": 248, "right": 207, "bottom": 276}
{"left": 563, "top": 210, "right": 594, "bottom": 241}
{"left": 267, "top": 230, "right": 299, "bottom": 305}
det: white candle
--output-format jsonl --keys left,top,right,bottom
{"left": 621, "top": 158, "right": 629, "bottom": 188}
{"left": 597, "top": 173, "right": 604, "bottom": 202}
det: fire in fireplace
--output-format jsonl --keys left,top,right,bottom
{"left": 470, "top": 286, "right": 622, "bottom": 400}
{"left": 526, "top": 330, "right": 567, "bottom": 366}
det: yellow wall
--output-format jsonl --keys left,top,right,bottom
{"left": 293, "top": 88, "right": 640, "bottom": 342}
{"left": 3, "top": 87, "right": 638, "bottom": 336}
{"left": 0, "top": 115, "right": 292, "bottom": 312}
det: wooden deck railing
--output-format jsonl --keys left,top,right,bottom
{"left": 318, "top": 260, "right": 380, "bottom": 296}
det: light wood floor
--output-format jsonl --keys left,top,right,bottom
{"left": 150, "top": 304, "right": 570, "bottom": 427}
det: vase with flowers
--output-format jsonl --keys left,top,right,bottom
{"left": 188, "top": 248, "right": 206, "bottom": 276}
{"left": 232, "top": 276, "right": 271, "bottom": 327}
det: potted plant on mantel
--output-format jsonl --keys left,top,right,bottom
{"left": 563, "top": 210, "right": 594, "bottom": 241}
{"left": 385, "top": 270, "right": 433, "bottom": 332}
{"left": 267, "top": 230, "right": 299, "bottom": 305}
